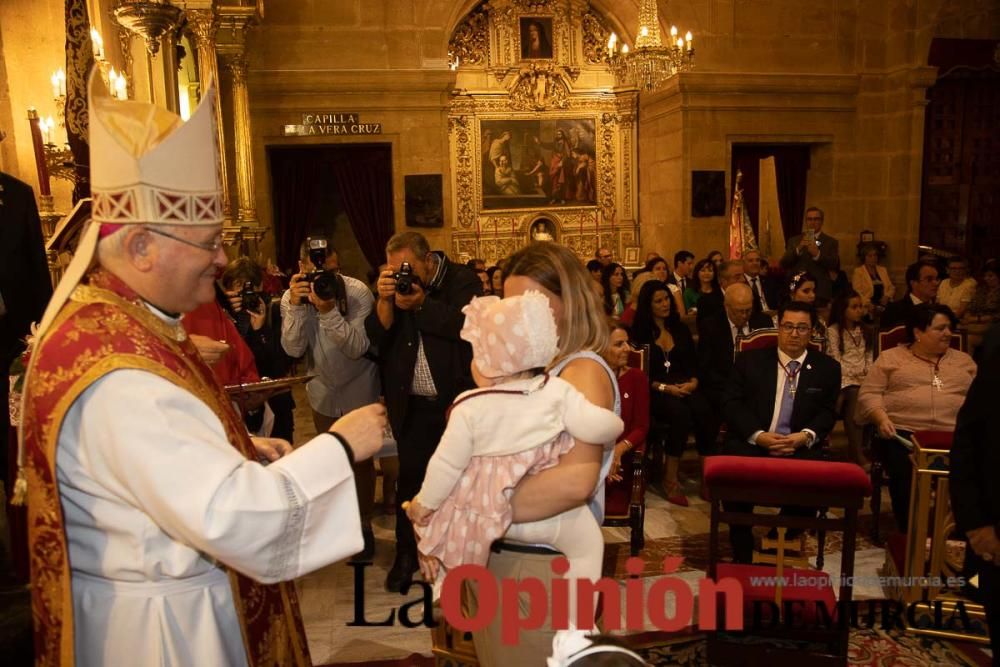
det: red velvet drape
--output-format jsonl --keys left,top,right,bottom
{"left": 268, "top": 145, "right": 394, "bottom": 274}
{"left": 731, "top": 144, "right": 811, "bottom": 246}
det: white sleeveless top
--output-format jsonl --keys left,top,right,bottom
{"left": 549, "top": 350, "right": 622, "bottom": 523}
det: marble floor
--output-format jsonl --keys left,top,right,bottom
{"left": 291, "top": 388, "right": 903, "bottom": 665}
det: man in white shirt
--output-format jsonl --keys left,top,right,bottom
{"left": 721, "top": 302, "right": 841, "bottom": 562}
{"left": 18, "top": 73, "right": 387, "bottom": 666}
{"left": 742, "top": 248, "right": 776, "bottom": 314}
{"left": 671, "top": 250, "right": 696, "bottom": 293}
{"left": 281, "top": 235, "right": 381, "bottom": 559}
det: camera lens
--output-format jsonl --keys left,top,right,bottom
{"left": 313, "top": 272, "right": 338, "bottom": 301}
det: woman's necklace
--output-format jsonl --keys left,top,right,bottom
{"left": 911, "top": 348, "right": 946, "bottom": 391}
{"left": 846, "top": 325, "right": 864, "bottom": 348}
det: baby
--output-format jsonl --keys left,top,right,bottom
{"left": 406, "top": 291, "right": 623, "bottom": 617}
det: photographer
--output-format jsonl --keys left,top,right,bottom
{"left": 780, "top": 206, "right": 841, "bottom": 301}
{"left": 220, "top": 257, "right": 295, "bottom": 442}
{"left": 281, "top": 236, "right": 380, "bottom": 559}
{"left": 366, "top": 231, "right": 481, "bottom": 592}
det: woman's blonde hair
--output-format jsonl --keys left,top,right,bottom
{"left": 505, "top": 242, "right": 609, "bottom": 366}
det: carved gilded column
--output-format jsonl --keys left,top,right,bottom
{"left": 224, "top": 54, "right": 257, "bottom": 230}
{"left": 186, "top": 9, "right": 232, "bottom": 224}
{"left": 218, "top": 6, "right": 262, "bottom": 256}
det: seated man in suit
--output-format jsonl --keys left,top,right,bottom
{"left": 722, "top": 301, "right": 842, "bottom": 563}
{"left": 881, "top": 260, "right": 940, "bottom": 330}
{"left": 696, "top": 260, "right": 746, "bottom": 324}
{"left": 698, "top": 283, "right": 773, "bottom": 439}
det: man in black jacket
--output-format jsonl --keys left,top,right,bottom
{"left": 722, "top": 301, "right": 841, "bottom": 563}
{"left": 698, "top": 283, "right": 773, "bottom": 428}
{"left": 950, "top": 355, "right": 1000, "bottom": 655}
{"left": 366, "top": 231, "right": 480, "bottom": 592}
{"left": 881, "top": 260, "right": 940, "bottom": 330}
{"left": 780, "top": 206, "right": 841, "bottom": 301}
{"left": 1, "top": 172, "right": 53, "bottom": 487}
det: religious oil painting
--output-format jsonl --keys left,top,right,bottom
{"left": 404, "top": 174, "right": 444, "bottom": 227}
{"left": 480, "top": 118, "right": 596, "bottom": 210}
{"left": 520, "top": 17, "right": 553, "bottom": 60}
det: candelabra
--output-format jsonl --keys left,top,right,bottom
{"left": 605, "top": 0, "right": 695, "bottom": 92}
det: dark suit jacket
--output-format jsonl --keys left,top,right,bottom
{"left": 365, "top": 254, "right": 481, "bottom": 435}
{"left": 723, "top": 347, "right": 841, "bottom": 449}
{"left": 744, "top": 274, "right": 780, "bottom": 314}
{"left": 881, "top": 294, "right": 918, "bottom": 330}
{"left": 0, "top": 173, "right": 53, "bottom": 366}
{"left": 697, "top": 311, "right": 774, "bottom": 400}
{"left": 780, "top": 231, "right": 840, "bottom": 301}
{"left": 949, "top": 354, "right": 1000, "bottom": 535}
{"left": 695, "top": 290, "right": 724, "bottom": 324}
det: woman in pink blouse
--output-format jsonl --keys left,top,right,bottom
{"left": 857, "top": 303, "right": 977, "bottom": 532}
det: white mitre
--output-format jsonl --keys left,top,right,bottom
{"left": 37, "top": 68, "right": 223, "bottom": 336}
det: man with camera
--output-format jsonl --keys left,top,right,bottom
{"left": 282, "top": 236, "right": 381, "bottom": 558}
{"left": 780, "top": 206, "right": 841, "bottom": 301}
{"left": 219, "top": 257, "right": 295, "bottom": 442}
{"left": 367, "top": 231, "right": 481, "bottom": 592}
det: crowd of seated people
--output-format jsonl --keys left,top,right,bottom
{"left": 233, "top": 231, "right": 995, "bottom": 575}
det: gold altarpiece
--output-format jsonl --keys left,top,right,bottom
{"left": 447, "top": 0, "right": 638, "bottom": 263}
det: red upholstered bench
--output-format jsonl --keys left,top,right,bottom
{"left": 704, "top": 456, "right": 872, "bottom": 667}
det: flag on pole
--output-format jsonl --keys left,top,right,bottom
{"left": 729, "top": 169, "right": 758, "bottom": 260}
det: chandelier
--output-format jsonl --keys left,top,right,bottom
{"left": 606, "top": 0, "right": 694, "bottom": 91}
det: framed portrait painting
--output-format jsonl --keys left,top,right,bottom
{"left": 480, "top": 118, "right": 596, "bottom": 210}
{"left": 520, "top": 17, "right": 553, "bottom": 59}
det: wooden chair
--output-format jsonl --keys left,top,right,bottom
{"left": 867, "top": 326, "right": 967, "bottom": 542}
{"left": 604, "top": 344, "right": 649, "bottom": 556}
{"left": 705, "top": 456, "right": 872, "bottom": 666}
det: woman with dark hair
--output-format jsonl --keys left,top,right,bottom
{"left": 486, "top": 265, "right": 503, "bottom": 298}
{"left": 858, "top": 303, "right": 977, "bottom": 531}
{"left": 787, "top": 270, "right": 818, "bottom": 305}
{"left": 683, "top": 258, "right": 720, "bottom": 312}
{"left": 601, "top": 262, "right": 630, "bottom": 318}
{"left": 825, "top": 289, "right": 873, "bottom": 467}
{"left": 603, "top": 320, "right": 649, "bottom": 497}
{"left": 630, "top": 280, "right": 713, "bottom": 506}
{"left": 643, "top": 255, "right": 686, "bottom": 317}
{"left": 707, "top": 250, "right": 724, "bottom": 268}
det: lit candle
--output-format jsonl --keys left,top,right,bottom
{"left": 639, "top": 26, "right": 649, "bottom": 38}
{"left": 55, "top": 69, "right": 66, "bottom": 97}
{"left": 40, "top": 118, "right": 50, "bottom": 144}
{"left": 685, "top": 31, "right": 693, "bottom": 49}
{"left": 670, "top": 26, "right": 678, "bottom": 38}
{"left": 51, "top": 71, "right": 61, "bottom": 98}
{"left": 109, "top": 67, "right": 118, "bottom": 98}
{"left": 622, "top": 44, "right": 629, "bottom": 54}
{"left": 115, "top": 73, "right": 127, "bottom": 100}
{"left": 676, "top": 37, "right": 685, "bottom": 49}
{"left": 607, "top": 32, "right": 617, "bottom": 53}
{"left": 45, "top": 116, "right": 55, "bottom": 144}
{"left": 90, "top": 27, "right": 104, "bottom": 60}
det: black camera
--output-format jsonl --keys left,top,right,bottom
{"left": 240, "top": 281, "right": 268, "bottom": 313}
{"left": 394, "top": 261, "right": 422, "bottom": 295}
{"left": 305, "top": 237, "right": 348, "bottom": 315}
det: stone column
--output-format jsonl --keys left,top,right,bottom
{"left": 186, "top": 9, "right": 231, "bottom": 224}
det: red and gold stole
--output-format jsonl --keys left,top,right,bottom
{"left": 21, "top": 269, "right": 311, "bottom": 667}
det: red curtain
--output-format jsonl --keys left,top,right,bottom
{"left": 731, "top": 144, "right": 811, "bottom": 244}
{"left": 268, "top": 145, "right": 394, "bottom": 274}
{"left": 328, "top": 146, "right": 394, "bottom": 270}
